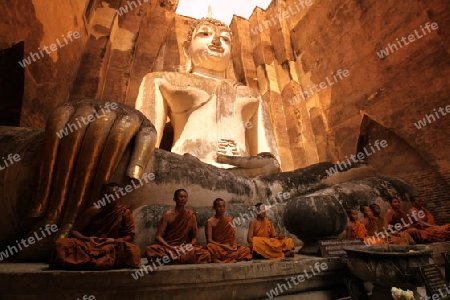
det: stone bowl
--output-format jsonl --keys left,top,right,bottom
{"left": 343, "top": 244, "right": 432, "bottom": 288}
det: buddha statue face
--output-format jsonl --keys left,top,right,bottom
{"left": 184, "top": 18, "right": 232, "bottom": 76}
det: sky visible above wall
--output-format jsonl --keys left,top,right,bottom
{"left": 176, "top": 0, "right": 272, "bottom": 24}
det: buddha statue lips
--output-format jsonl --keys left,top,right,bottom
{"left": 206, "top": 45, "right": 225, "bottom": 55}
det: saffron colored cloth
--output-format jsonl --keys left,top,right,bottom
{"left": 251, "top": 218, "right": 294, "bottom": 259}
{"left": 49, "top": 204, "right": 141, "bottom": 270}
{"left": 146, "top": 209, "right": 210, "bottom": 264}
{"left": 373, "top": 216, "right": 387, "bottom": 233}
{"left": 363, "top": 217, "right": 378, "bottom": 236}
{"left": 388, "top": 209, "right": 427, "bottom": 243}
{"left": 410, "top": 207, "right": 450, "bottom": 241}
{"left": 347, "top": 221, "right": 367, "bottom": 239}
{"left": 206, "top": 216, "right": 252, "bottom": 263}
{"left": 363, "top": 216, "right": 414, "bottom": 245}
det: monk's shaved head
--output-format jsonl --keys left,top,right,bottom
{"left": 369, "top": 203, "right": 379, "bottom": 210}
{"left": 213, "top": 198, "right": 225, "bottom": 207}
{"left": 174, "top": 188, "right": 187, "bottom": 198}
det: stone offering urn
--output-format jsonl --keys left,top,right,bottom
{"left": 284, "top": 194, "right": 348, "bottom": 254}
{"left": 343, "top": 245, "right": 432, "bottom": 300}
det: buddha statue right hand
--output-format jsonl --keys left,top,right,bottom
{"left": 25, "top": 99, "right": 157, "bottom": 253}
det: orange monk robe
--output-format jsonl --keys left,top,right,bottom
{"left": 206, "top": 216, "right": 252, "bottom": 263}
{"left": 49, "top": 204, "right": 141, "bottom": 270}
{"left": 252, "top": 218, "right": 294, "bottom": 259}
{"left": 362, "top": 217, "right": 378, "bottom": 236}
{"left": 388, "top": 209, "right": 427, "bottom": 243}
{"left": 410, "top": 207, "right": 450, "bottom": 241}
{"left": 373, "top": 216, "right": 387, "bottom": 232}
{"left": 347, "top": 221, "right": 386, "bottom": 245}
{"left": 146, "top": 209, "right": 210, "bottom": 264}
{"left": 364, "top": 215, "right": 414, "bottom": 245}
{"left": 347, "top": 221, "right": 367, "bottom": 239}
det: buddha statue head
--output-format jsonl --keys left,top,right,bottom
{"left": 183, "top": 17, "right": 232, "bottom": 78}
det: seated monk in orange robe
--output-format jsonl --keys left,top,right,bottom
{"left": 145, "top": 189, "right": 211, "bottom": 265}
{"left": 360, "top": 205, "right": 377, "bottom": 236}
{"left": 49, "top": 182, "right": 141, "bottom": 270}
{"left": 346, "top": 209, "right": 367, "bottom": 239}
{"left": 385, "top": 197, "right": 427, "bottom": 243}
{"left": 205, "top": 198, "right": 252, "bottom": 263}
{"left": 362, "top": 203, "right": 414, "bottom": 245}
{"left": 247, "top": 203, "right": 295, "bottom": 259}
{"left": 409, "top": 196, "right": 450, "bottom": 241}
{"left": 370, "top": 203, "right": 387, "bottom": 232}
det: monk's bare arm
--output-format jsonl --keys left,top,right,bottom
{"left": 265, "top": 219, "right": 280, "bottom": 238}
{"left": 409, "top": 208, "right": 435, "bottom": 228}
{"left": 154, "top": 212, "right": 175, "bottom": 249}
{"left": 345, "top": 222, "right": 354, "bottom": 239}
{"left": 205, "top": 219, "right": 217, "bottom": 244}
{"left": 247, "top": 219, "right": 256, "bottom": 244}
{"left": 70, "top": 207, "right": 100, "bottom": 243}
{"left": 189, "top": 214, "right": 199, "bottom": 246}
{"left": 384, "top": 209, "right": 394, "bottom": 225}
{"left": 231, "top": 236, "right": 238, "bottom": 250}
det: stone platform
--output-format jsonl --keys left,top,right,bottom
{"left": 1, "top": 242, "right": 449, "bottom": 300}
{"left": 0, "top": 254, "right": 350, "bottom": 300}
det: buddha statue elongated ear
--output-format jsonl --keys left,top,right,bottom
{"left": 182, "top": 40, "right": 194, "bottom": 73}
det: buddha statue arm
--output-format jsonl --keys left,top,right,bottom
{"left": 217, "top": 94, "right": 281, "bottom": 177}
{"left": 135, "top": 73, "right": 169, "bottom": 148}
{"left": 246, "top": 96, "right": 280, "bottom": 160}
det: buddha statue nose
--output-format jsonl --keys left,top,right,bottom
{"left": 211, "top": 35, "right": 221, "bottom": 46}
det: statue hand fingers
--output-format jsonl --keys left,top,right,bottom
{"left": 127, "top": 118, "right": 157, "bottom": 180}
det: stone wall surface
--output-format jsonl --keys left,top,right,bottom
{"left": 243, "top": 0, "right": 450, "bottom": 223}
{"left": 0, "top": 0, "right": 91, "bottom": 127}
{"left": 1, "top": 0, "right": 449, "bottom": 222}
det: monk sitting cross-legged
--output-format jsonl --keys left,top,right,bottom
{"left": 49, "top": 182, "right": 141, "bottom": 270}
{"left": 346, "top": 209, "right": 367, "bottom": 239}
{"left": 205, "top": 198, "right": 252, "bottom": 263}
{"left": 247, "top": 203, "right": 295, "bottom": 259}
{"left": 369, "top": 203, "right": 387, "bottom": 233}
{"left": 385, "top": 196, "right": 425, "bottom": 244}
{"left": 409, "top": 196, "right": 450, "bottom": 241}
{"left": 360, "top": 205, "right": 378, "bottom": 236}
{"left": 145, "top": 189, "right": 211, "bottom": 265}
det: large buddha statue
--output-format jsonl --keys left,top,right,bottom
{"left": 135, "top": 17, "right": 280, "bottom": 176}
{"left": 0, "top": 16, "right": 412, "bottom": 260}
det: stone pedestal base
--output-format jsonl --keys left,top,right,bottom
{"left": 298, "top": 240, "right": 321, "bottom": 255}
